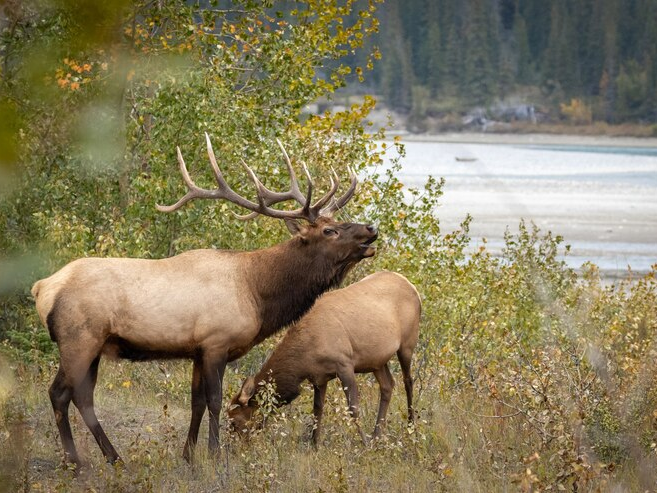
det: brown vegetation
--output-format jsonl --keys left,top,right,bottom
{"left": 490, "top": 121, "right": 657, "bottom": 138}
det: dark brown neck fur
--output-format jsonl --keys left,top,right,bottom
{"left": 246, "top": 237, "right": 354, "bottom": 345}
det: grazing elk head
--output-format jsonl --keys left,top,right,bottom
{"left": 227, "top": 376, "right": 260, "bottom": 434}
{"left": 157, "top": 133, "right": 377, "bottom": 258}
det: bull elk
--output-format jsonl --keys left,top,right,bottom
{"left": 32, "top": 133, "right": 377, "bottom": 468}
{"left": 228, "top": 271, "right": 420, "bottom": 444}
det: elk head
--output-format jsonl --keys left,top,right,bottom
{"left": 285, "top": 216, "right": 377, "bottom": 261}
{"left": 156, "top": 133, "right": 377, "bottom": 257}
{"left": 227, "top": 376, "right": 260, "bottom": 434}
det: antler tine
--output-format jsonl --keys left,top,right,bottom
{"left": 314, "top": 167, "right": 342, "bottom": 214}
{"left": 205, "top": 132, "right": 228, "bottom": 187}
{"left": 331, "top": 167, "right": 340, "bottom": 185}
{"left": 299, "top": 162, "right": 315, "bottom": 217}
{"left": 240, "top": 158, "right": 273, "bottom": 212}
{"left": 320, "top": 166, "right": 358, "bottom": 216}
{"left": 276, "top": 138, "right": 305, "bottom": 202}
{"left": 336, "top": 166, "right": 359, "bottom": 207}
{"left": 156, "top": 146, "right": 222, "bottom": 212}
{"left": 309, "top": 174, "right": 339, "bottom": 213}
{"left": 230, "top": 160, "right": 264, "bottom": 221}
{"left": 239, "top": 158, "right": 264, "bottom": 193}
{"left": 311, "top": 166, "right": 342, "bottom": 211}
{"left": 232, "top": 211, "right": 259, "bottom": 221}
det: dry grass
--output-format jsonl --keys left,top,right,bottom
{"left": 2, "top": 229, "right": 656, "bottom": 492}
{"left": 0, "top": 359, "right": 447, "bottom": 492}
{"left": 0, "top": 352, "right": 653, "bottom": 493}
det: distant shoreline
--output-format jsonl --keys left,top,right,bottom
{"left": 391, "top": 132, "right": 657, "bottom": 148}
{"left": 389, "top": 135, "right": 657, "bottom": 279}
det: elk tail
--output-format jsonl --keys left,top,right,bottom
{"left": 30, "top": 280, "right": 40, "bottom": 299}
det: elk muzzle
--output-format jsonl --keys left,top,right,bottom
{"left": 359, "top": 224, "right": 378, "bottom": 258}
{"left": 227, "top": 405, "right": 260, "bottom": 436}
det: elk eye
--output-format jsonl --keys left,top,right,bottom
{"left": 323, "top": 228, "right": 337, "bottom": 236}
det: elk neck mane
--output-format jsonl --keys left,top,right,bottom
{"left": 248, "top": 235, "right": 354, "bottom": 343}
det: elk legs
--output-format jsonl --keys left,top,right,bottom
{"left": 372, "top": 364, "right": 395, "bottom": 439}
{"left": 49, "top": 368, "right": 80, "bottom": 468}
{"left": 397, "top": 347, "right": 415, "bottom": 423}
{"left": 337, "top": 367, "right": 367, "bottom": 444}
{"left": 311, "top": 383, "right": 327, "bottom": 446}
{"left": 50, "top": 350, "right": 120, "bottom": 469}
{"left": 183, "top": 358, "right": 206, "bottom": 462}
{"left": 202, "top": 354, "right": 227, "bottom": 454}
{"left": 71, "top": 356, "right": 120, "bottom": 464}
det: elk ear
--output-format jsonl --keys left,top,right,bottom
{"left": 237, "top": 376, "right": 256, "bottom": 406}
{"left": 284, "top": 218, "right": 309, "bottom": 237}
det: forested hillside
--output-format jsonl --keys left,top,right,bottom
{"left": 354, "top": 0, "right": 657, "bottom": 125}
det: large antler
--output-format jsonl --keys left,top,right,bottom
{"left": 156, "top": 133, "right": 357, "bottom": 222}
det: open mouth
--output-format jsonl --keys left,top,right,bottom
{"left": 360, "top": 233, "right": 378, "bottom": 249}
{"left": 359, "top": 234, "right": 378, "bottom": 257}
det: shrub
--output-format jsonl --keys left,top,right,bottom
{"left": 560, "top": 98, "right": 593, "bottom": 124}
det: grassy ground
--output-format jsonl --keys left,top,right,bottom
{"left": 2, "top": 228, "right": 656, "bottom": 492}
{"left": 0, "top": 349, "right": 653, "bottom": 492}
{"left": 0, "top": 357, "right": 445, "bottom": 492}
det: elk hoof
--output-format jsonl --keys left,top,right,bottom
{"left": 109, "top": 457, "right": 125, "bottom": 469}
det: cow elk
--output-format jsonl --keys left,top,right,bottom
{"left": 32, "top": 133, "right": 377, "bottom": 468}
{"left": 228, "top": 271, "right": 421, "bottom": 445}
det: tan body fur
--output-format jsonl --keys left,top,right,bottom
{"left": 34, "top": 251, "right": 260, "bottom": 361}
{"left": 229, "top": 271, "right": 421, "bottom": 444}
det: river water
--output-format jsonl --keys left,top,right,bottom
{"left": 382, "top": 140, "right": 657, "bottom": 275}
